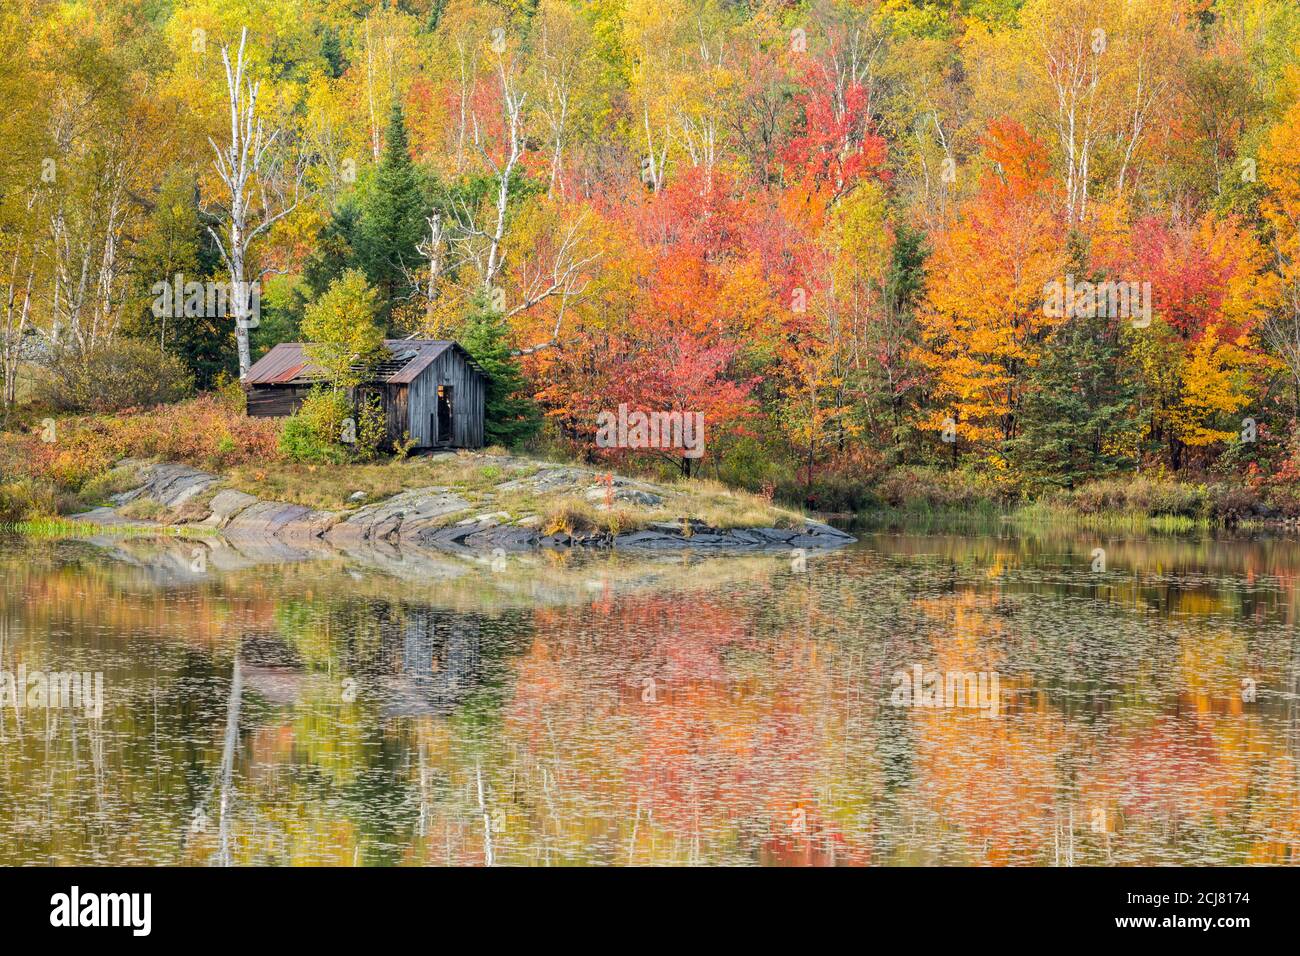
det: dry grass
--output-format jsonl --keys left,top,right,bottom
{"left": 119, "top": 497, "right": 170, "bottom": 521}
{"left": 664, "top": 477, "right": 805, "bottom": 529}
{"left": 174, "top": 450, "right": 801, "bottom": 533}
{"left": 221, "top": 452, "right": 545, "bottom": 513}
{"left": 223, "top": 459, "right": 440, "bottom": 510}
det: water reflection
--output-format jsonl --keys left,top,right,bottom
{"left": 0, "top": 526, "right": 1297, "bottom": 865}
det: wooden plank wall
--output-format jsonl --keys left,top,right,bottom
{"left": 408, "top": 350, "right": 486, "bottom": 448}
{"left": 245, "top": 385, "right": 311, "bottom": 418}
{"left": 246, "top": 350, "right": 486, "bottom": 450}
{"left": 378, "top": 384, "right": 408, "bottom": 447}
{"left": 407, "top": 369, "right": 434, "bottom": 447}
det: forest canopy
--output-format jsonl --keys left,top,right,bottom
{"left": 3, "top": 0, "right": 1300, "bottom": 503}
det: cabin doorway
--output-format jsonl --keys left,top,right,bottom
{"left": 433, "top": 385, "right": 453, "bottom": 446}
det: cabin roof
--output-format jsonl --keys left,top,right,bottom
{"left": 244, "top": 340, "right": 485, "bottom": 386}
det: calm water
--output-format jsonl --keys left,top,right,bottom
{"left": 1, "top": 523, "right": 1298, "bottom": 866}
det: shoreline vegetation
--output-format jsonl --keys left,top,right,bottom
{"left": 3, "top": 1, "right": 1300, "bottom": 554}
{"left": 3, "top": 395, "right": 1299, "bottom": 541}
{"left": 0, "top": 395, "right": 857, "bottom": 551}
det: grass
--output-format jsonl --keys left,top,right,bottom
{"left": 0, "top": 516, "right": 217, "bottom": 538}
{"left": 217, "top": 452, "right": 802, "bottom": 533}
{"left": 119, "top": 497, "right": 171, "bottom": 521}
{"left": 220, "top": 454, "right": 539, "bottom": 511}
{"left": 0, "top": 518, "right": 110, "bottom": 537}
{"left": 1012, "top": 499, "right": 1210, "bottom": 531}
{"left": 665, "top": 477, "right": 806, "bottom": 529}
{"left": 853, "top": 499, "right": 1229, "bottom": 536}
{"left": 77, "top": 462, "right": 146, "bottom": 507}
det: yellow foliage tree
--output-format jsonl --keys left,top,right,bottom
{"left": 915, "top": 121, "right": 1067, "bottom": 450}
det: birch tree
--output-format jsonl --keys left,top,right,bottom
{"left": 205, "top": 27, "right": 308, "bottom": 379}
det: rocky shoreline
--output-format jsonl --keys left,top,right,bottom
{"left": 88, "top": 461, "right": 855, "bottom": 554}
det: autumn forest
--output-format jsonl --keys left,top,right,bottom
{"left": 3, "top": 0, "right": 1300, "bottom": 513}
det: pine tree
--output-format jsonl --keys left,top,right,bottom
{"left": 1006, "top": 313, "right": 1141, "bottom": 488}
{"left": 1005, "top": 236, "right": 1140, "bottom": 488}
{"left": 355, "top": 100, "right": 428, "bottom": 332}
{"left": 319, "top": 26, "right": 345, "bottom": 79}
{"left": 458, "top": 294, "right": 541, "bottom": 448}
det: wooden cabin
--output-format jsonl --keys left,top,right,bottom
{"left": 244, "top": 340, "right": 488, "bottom": 449}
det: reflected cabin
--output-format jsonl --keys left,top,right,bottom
{"left": 243, "top": 340, "right": 488, "bottom": 449}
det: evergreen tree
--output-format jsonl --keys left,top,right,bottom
{"left": 319, "top": 25, "right": 346, "bottom": 79}
{"left": 458, "top": 294, "right": 541, "bottom": 448}
{"left": 128, "top": 167, "right": 234, "bottom": 388}
{"left": 1006, "top": 236, "right": 1140, "bottom": 488}
{"left": 303, "top": 199, "right": 360, "bottom": 300}
{"left": 425, "top": 0, "right": 449, "bottom": 32}
{"left": 355, "top": 101, "right": 429, "bottom": 333}
{"left": 879, "top": 223, "right": 928, "bottom": 457}
{"left": 1006, "top": 312, "right": 1140, "bottom": 488}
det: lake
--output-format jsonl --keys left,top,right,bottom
{"left": 1, "top": 523, "right": 1297, "bottom": 866}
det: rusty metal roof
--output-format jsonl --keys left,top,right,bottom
{"left": 245, "top": 340, "right": 469, "bottom": 386}
{"left": 244, "top": 344, "right": 315, "bottom": 384}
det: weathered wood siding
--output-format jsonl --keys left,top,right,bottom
{"left": 381, "top": 384, "right": 407, "bottom": 447}
{"left": 245, "top": 343, "right": 485, "bottom": 449}
{"left": 408, "top": 348, "right": 486, "bottom": 448}
{"left": 246, "top": 385, "right": 312, "bottom": 418}
{"left": 408, "top": 369, "right": 434, "bottom": 447}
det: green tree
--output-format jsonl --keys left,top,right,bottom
{"left": 127, "top": 167, "right": 233, "bottom": 388}
{"left": 302, "top": 270, "right": 387, "bottom": 391}
{"left": 1005, "top": 234, "right": 1141, "bottom": 489}
{"left": 458, "top": 293, "right": 541, "bottom": 447}
{"left": 1006, "top": 312, "right": 1141, "bottom": 489}
{"left": 303, "top": 200, "right": 360, "bottom": 299}
{"left": 355, "top": 101, "right": 429, "bottom": 332}
{"left": 251, "top": 274, "right": 308, "bottom": 360}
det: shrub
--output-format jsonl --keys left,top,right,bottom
{"left": 299, "top": 388, "right": 352, "bottom": 442}
{"left": 1059, "top": 477, "right": 1204, "bottom": 517}
{"left": 1209, "top": 483, "right": 1265, "bottom": 518}
{"left": 0, "top": 395, "right": 281, "bottom": 493}
{"left": 34, "top": 339, "right": 194, "bottom": 414}
{"left": 542, "top": 497, "right": 600, "bottom": 535}
{"left": 873, "top": 466, "right": 1006, "bottom": 510}
{"left": 279, "top": 417, "right": 344, "bottom": 464}
{"left": 77, "top": 463, "right": 145, "bottom": 506}
{"left": 0, "top": 478, "right": 57, "bottom": 524}
{"left": 355, "top": 393, "right": 386, "bottom": 461}
{"left": 213, "top": 371, "right": 247, "bottom": 415}
{"left": 279, "top": 388, "right": 351, "bottom": 463}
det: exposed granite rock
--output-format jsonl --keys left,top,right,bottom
{"left": 464, "top": 525, "right": 539, "bottom": 551}
{"left": 495, "top": 466, "right": 587, "bottom": 493}
{"left": 116, "top": 462, "right": 219, "bottom": 509}
{"left": 76, "top": 506, "right": 148, "bottom": 527}
{"left": 225, "top": 501, "right": 339, "bottom": 540}
{"left": 201, "top": 489, "right": 260, "bottom": 527}
{"left": 585, "top": 485, "right": 662, "bottom": 507}
{"left": 612, "top": 530, "right": 690, "bottom": 549}
{"left": 801, "top": 519, "right": 854, "bottom": 540}
{"left": 90, "top": 460, "right": 855, "bottom": 555}
{"left": 456, "top": 510, "right": 511, "bottom": 527}
{"left": 326, "top": 488, "right": 470, "bottom": 544}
